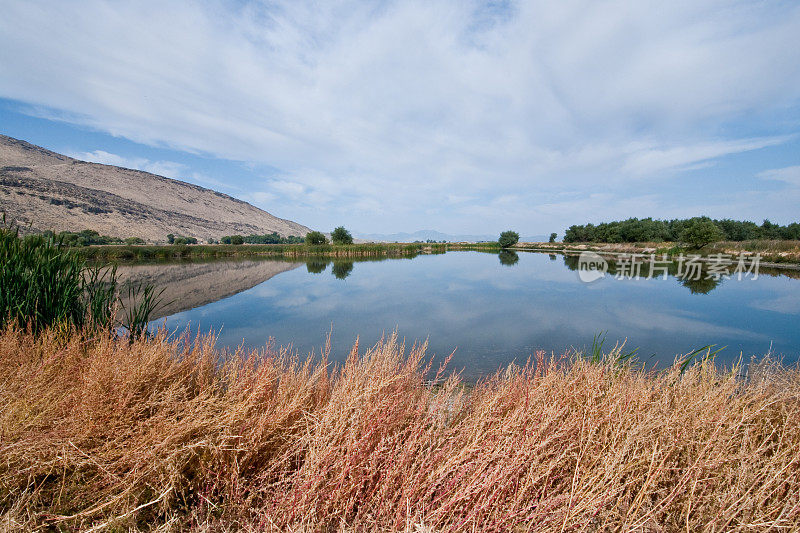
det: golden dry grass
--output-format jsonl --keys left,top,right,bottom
{"left": 1, "top": 327, "right": 799, "bottom": 532}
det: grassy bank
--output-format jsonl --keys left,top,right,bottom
{"left": 76, "top": 242, "right": 504, "bottom": 262}
{"left": 2, "top": 327, "right": 799, "bottom": 531}
{"left": 77, "top": 242, "right": 442, "bottom": 262}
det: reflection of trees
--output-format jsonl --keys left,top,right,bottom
{"left": 549, "top": 254, "right": 557, "bottom": 261}
{"left": 498, "top": 250, "right": 519, "bottom": 266}
{"left": 562, "top": 255, "right": 724, "bottom": 294}
{"left": 331, "top": 261, "right": 355, "bottom": 279}
{"left": 306, "top": 260, "right": 329, "bottom": 274}
{"left": 680, "top": 276, "right": 722, "bottom": 294}
{"left": 563, "top": 255, "right": 579, "bottom": 271}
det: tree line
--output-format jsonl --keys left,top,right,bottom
{"left": 45, "top": 229, "right": 144, "bottom": 246}
{"left": 217, "top": 233, "right": 304, "bottom": 245}
{"left": 563, "top": 217, "right": 800, "bottom": 244}
{"left": 218, "top": 227, "right": 353, "bottom": 246}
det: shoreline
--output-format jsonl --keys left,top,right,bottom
{"left": 77, "top": 241, "right": 501, "bottom": 262}
{"left": 77, "top": 240, "right": 800, "bottom": 271}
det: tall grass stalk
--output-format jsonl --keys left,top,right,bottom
{"left": 119, "top": 282, "right": 166, "bottom": 341}
{"left": 82, "top": 264, "right": 118, "bottom": 331}
{"left": 1, "top": 328, "right": 798, "bottom": 531}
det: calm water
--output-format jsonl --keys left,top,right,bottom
{"left": 131, "top": 251, "right": 800, "bottom": 378}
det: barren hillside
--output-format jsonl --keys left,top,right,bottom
{"left": 0, "top": 135, "right": 311, "bottom": 242}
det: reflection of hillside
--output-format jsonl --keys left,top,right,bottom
{"left": 116, "top": 260, "right": 302, "bottom": 319}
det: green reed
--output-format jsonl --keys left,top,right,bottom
{"left": 0, "top": 217, "right": 160, "bottom": 336}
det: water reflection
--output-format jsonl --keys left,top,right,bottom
{"left": 680, "top": 276, "right": 723, "bottom": 295}
{"left": 137, "top": 251, "right": 800, "bottom": 377}
{"left": 116, "top": 258, "right": 302, "bottom": 320}
{"left": 306, "top": 260, "right": 328, "bottom": 274}
{"left": 332, "top": 261, "right": 354, "bottom": 280}
{"left": 559, "top": 255, "right": 725, "bottom": 294}
{"left": 305, "top": 260, "right": 356, "bottom": 279}
{"left": 498, "top": 250, "right": 519, "bottom": 266}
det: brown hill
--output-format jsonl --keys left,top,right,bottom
{"left": 0, "top": 135, "right": 311, "bottom": 242}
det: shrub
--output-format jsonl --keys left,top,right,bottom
{"left": 681, "top": 218, "right": 725, "bottom": 249}
{"left": 172, "top": 235, "right": 197, "bottom": 245}
{"left": 331, "top": 226, "right": 354, "bottom": 245}
{"left": 230, "top": 235, "right": 244, "bottom": 245}
{"left": 306, "top": 231, "right": 328, "bottom": 245}
{"left": 498, "top": 230, "right": 519, "bottom": 248}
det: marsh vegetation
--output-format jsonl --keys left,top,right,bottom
{"left": 2, "top": 328, "right": 799, "bottom": 531}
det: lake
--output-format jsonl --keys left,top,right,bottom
{"left": 120, "top": 250, "right": 800, "bottom": 379}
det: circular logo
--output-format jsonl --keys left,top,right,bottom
{"left": 577, "top": 251, "right": 608, "bottom": 283}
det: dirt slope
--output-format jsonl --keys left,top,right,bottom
{"left": 0, "top": 134, "right": 311, "bottom": 241}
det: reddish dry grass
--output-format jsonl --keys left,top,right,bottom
{"left": 1, "top": 327, "right": 799, "bottom": 532}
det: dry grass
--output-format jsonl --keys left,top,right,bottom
{"left": 1, "top": 328, "right": 799, "bottom": 532}
{"left": 706, "top": 240, "right": 800, "bottom": 264}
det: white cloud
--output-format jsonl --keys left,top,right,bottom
{"left": 267, "top": 180, "right": 306, "bottom": 197}
{"left": 621, "top": 137, "right": 789, "bottom": 177}
{"left": 68, "top": 150, "right": 184, "bottom": 178}
{"left": 1, "top": 0, "right": 799, "bottom": 231}
{"left": 68, "top": 150, "right": 130, "bottom": 169}
{"left": 68, "top": 149, "right": 228, "bottom": 190}
{"left": 249, "top": 191, "right": 277, "bottom": 204}
{"left": 757, "top": 165, "right": 800, "bottom": 187}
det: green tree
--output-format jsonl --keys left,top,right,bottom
{"left": 680, "top": 219, "right": 724, "bottom": 249}
{"left": 331, "top": 226, "right": 353, "bottom": 245}
{"left": 167, "top": 234, "right": 175, "bottom": 244}
{"left": 498, "top": 230, "right": 519, "bottom": 248}
{"left": 306, "top": 231, "right": 328, "bottom": 245}
{"left": 549, "top": 232, "right": 557, "bottom": 243}
{"left": 230, "top": 235, "right": 244, "bottom": 245}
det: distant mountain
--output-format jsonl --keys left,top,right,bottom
{"left": 356, "top": 229, "right": 549, "bottom": 243}
{"left": 0, "top": 134, "right": 311, "bottom": 242}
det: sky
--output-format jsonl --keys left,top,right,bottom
{"left": 1, "top": 0, "right": 799, "bottom": 236}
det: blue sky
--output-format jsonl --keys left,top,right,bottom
{"left": 1, "top": 0, "right": 799, "bottom": 236}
